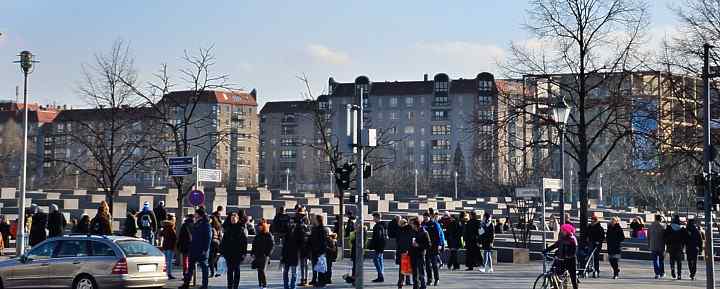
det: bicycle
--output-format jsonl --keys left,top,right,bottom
{"left": 533, "top": 254, "right": 570, "bottom": 289}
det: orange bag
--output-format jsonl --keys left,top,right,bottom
{"left": 400, "top": 253, "right": 412, "bottom": 276}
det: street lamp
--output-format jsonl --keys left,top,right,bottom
{"left": 14, "top": 50, "right": 37, "bottom": 256}
{"left": 329, "top": 171, "right": 334, "bottom": 195}
{"left": 551, "top": 96, "right": 570, "bottom": 225}
{"left": 414, "top": 169, "right": 418, "bottom": 197}
{"left": 454, "top": 171, "right": 459, "bottom": 199}
{"left": 285, "top": 168, "right": 290, "bottom": 191}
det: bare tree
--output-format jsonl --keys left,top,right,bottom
{"left": 501, "top": 0, "right": 649, "bottom": 236}
{"left": 53, "top": 40, "right": 155, "bottom": 214}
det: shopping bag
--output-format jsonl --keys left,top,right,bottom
{"left": 400, "top": 253, "right": 412, "bottom": 276}
{"left": 216, "top": 256, "right": 227, "bottom": 275}
{"left": 314, "top": 254, "right": 328, "bottom": 273}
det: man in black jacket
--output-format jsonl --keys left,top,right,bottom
{"left": 410, "top": 218, "right": 431, "bottom": 289}
{"left": 666, "top": 215, "right": 688, "bottom": 280}
{"left": 446, "top": 213, "right": 463, "bottom": 270}
{"left": 586, "top": 214, "right": 605, "bottom": 278}
{"left": 370, "top": 212, "right": 387, "bottom": 282}
{"left": 47, "top": 204, "right": 67, "bottom": 238}
{"left": 686, "top": 218, "right": 703, "bottom": 280}
{"left": 463, "top": 211, "right": 481, "bottom": 271}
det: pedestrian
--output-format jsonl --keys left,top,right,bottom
{"left": 544, "top": 224, "right": 578, "bottom": 289}
{"left": 212, "top": 205, "right": 225, "bottom": 221}
{"left": 29, "top": 204, "right": 48, "bottom": 246}
{"left": 74, "top": 214, "right": 91, "bottom": 234}
{"left": 344, "top": 222, "right": 367, "bottom": 285}
{"left": 137, "top": 202, "right": 158, "bottom": 244}
{"left": 310, "top": 214, "right": 329, "bottom": 287}
{"left": 480, "top": 212, "right": 495, "bottom": 273}
{"left": 123, "top": 208, "right": 138, "bottom": 237}
{"left": 246, "top": 215, "right": 257, "bottom": 236}
{"left": 0, "top": 216, "right": 10, "bottom": 251}
{"left": 221, "top": 211, "right": 248, "bottom": 289}
{"left": 177, "top": 214, "right": 194, "bottom": 278}
{"left": 180, "top": 207, "right": 212, "bottom": 289}
{"left": 586, "top": 214, "right": 605, "bottom": 278}
{"left": 252, "top": 219, "right": 274, "bottom": 289}
{"left": 154, "top": 201, "right": 168, "bottom": 224}
{"left": 325, "top": 232, "right": 338, "bottom": 285}
{"left": 648, "top": 214, "right": 667, "bottom": 279}
{"left": 410, "top": 217, "right": 430, "bottom": 289}
{"left": 160, "top": 218, "right": 178, "bottom": 280}
{"left": 665, "top": 215, "right": 688, "bottom": 280}
{"left": 395, "top": 218, "right": 412, "bottom": 288}
{"left": 494, "top": 218, "right": 504, "bottom": 234}
{"left": 446, "top": 213, "right": 463, "bottom": 271}
{"left": 209, "top": 214, "right": 223, "bottom": 278}
{"left": 271, "top": 206, "right": 292, "bottom": 242}
{"left": 296, "top": 210, "right": 311, "bottom": 287}
{"left": 547, "top": 215, "right": 560, "bottom": 239}
{"left": 90, "top": 201, "right": 112, "bottom": 235}
{"left": 422, "top": 212, "right": 444, "bottom": 286}
{"left": 686, "top": 218, "right": 703, "bottom": 280}
{"left": 606, "top": 216, "right": 625, "bottom": 279}
{"left": 463, "top": 211, "right": 481, "bottom": 271}
{"left": 47, "top": 204, "right": 67, "bottom": 238}
{"left": 370, "top": 212, "right": 387, "bottom": 283}
{"left": 630, "top": 217, "right": 644, "bottom": 239}
{"left": 388, "top": 215, "right": 401, "bottom": 240}
{"left": 282, "top": 215, "right": 303, "bottom": 289}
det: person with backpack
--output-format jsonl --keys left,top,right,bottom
{"left": 422, "top": 212, "right": 444, "bottom": 286}
{"left": 136, "top": 202, "right": 158, "bottom": 244}
{"left": 90, "top": 201, "right": 112, "bottom": 236}
{"left": 252, "top": 219, "right": 274, "bottom": 289}
{"left": 479, "top": 212, "right": 495, "bottom": 273}
{"left": 47, "top": 204, "right": 67, "bottom": 238}
{"left": 686, "top": 218, "right": 703, "bottom": 280}
{"left": 221, "top": 211, "right": 248, "bottom": 289}
{"left": 123, "top": 208, "right": 138, "bottom": 237}
{"left": 370, "top": 212, "right": 387, "bottom": 283}
{"left": 666, "top": 215, "right": 689, "bottom": 280}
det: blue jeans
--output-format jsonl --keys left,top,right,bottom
{"left": 141, "top": 229, "right": 154, "bottom": 244}
{"left": 284, "top": 264, "right": 298, "bottom": 289}
{"left": 185, "top": 257, "right": 209, "bottom": 288}
{"left": 299, "top": 258, "right": 309, "bottom": 283}
{"left": 164, "top": 250, "right": 175, "bottom": 277}
{"left": 483, "top": 250, "right": 493, "bottom": 271}
{"left": 373, "top": 251, "right": 384, "bottom": 278}
{"left": 652, "top": 251, "right": 665, "bottom": 277}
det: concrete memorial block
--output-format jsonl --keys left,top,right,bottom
{"left": 279, "top": 190, "right": 290, "bottom": 195}
{"left": 164, "top": 194, "right": 179, "bottom": 209}
{"left": 0, "top": 188, "right": 15, "bottom": 200}
{"left": 236, "top": 187, "right": 247, "bottom": 191}
{"left": 427, "top": 201, "right": 437, "bottom": 210}
{"left": 307, "top": 198, "right": 319, "bottom": 206}
{"left": 112, "top": 221, "right": 120, "bottom": 232}
{"left": 73, "top": 189, "right": 87, "bottom": 196}
{"left": 46, "top": 192, "right": 61, "bottom": 200}
{"left": 376, "top": 200, "right": 389, "bottom": 213}
{"left": 327, "top": 197, "right": 339, "bottom": 205}
{"left": 398, "top": 202, "right": 409, "bottom": 210}
{"left": 467, "top": 200, "right": 477, "bottom": 205}
{"left": 237, "top": 196, "right": 251, "bottom": 208}
{"left": 261, "top": 206, "right": 275, "bottom": 219}
{"left": 113, "top": 202, "right": 127, "bottom": 219}
{"left": 497, "top": 247, "right": 530, "bottom": 264}
{"left": 497, "top": 203, "right": 507, "bottom": 209}
{"left": 493, "top": 209, "right": 503, "bottom": 216}
{"left": 119, "top": 186, "right": 135, "bottom": 197}
{"left": 259, "top": 191, "right": 272, "bottom": 201}
{"left": 479, "top": 198, "right": 485, "bottom": 203}
{"left": 213, "top": 197, "right": 227, "bottom": 213}
{"left": 83, "top": 209, "right": 95, "bottom": 216}
{"left": 384, "top": 193, "right": 394, "bottom": 201}
{"left": 418, "top": 203, "right": 429, "bottom": 210}
{"left": 138, "top": 196, "right": 154, "bottom": 209}
{"left": 91, "top": 194, "right": 106, "bottom": 204}
{"left": 488, "top": 197, "right": 498, "bottom": 203}
{"left": 64, "top": 199, "right": 79, "bottom": 210}
{"left": 284, "top": 200, "right": 297, "bottom": 209}
{"left": 215, "top": 187, "right": 227, "bottom": 196}
{"left": 369, "top": 194, "right": 379, "bottom": 201}
{"left": 304, "top": 193, "right": 316, "bottom": 198}
{"left": 323, "top": 193, "right": 334, "bottom": 198}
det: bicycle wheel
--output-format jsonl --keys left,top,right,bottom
{"left": 533, "top": 273, "right": 550, "bottom": 289}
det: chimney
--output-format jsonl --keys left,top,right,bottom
{"left": 424, "top": 74, "right": 428, "bottom": 81}
{"left": 250, "top": 89, "right": 257, "bottom": 100}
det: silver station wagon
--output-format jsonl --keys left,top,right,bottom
{"left": 0, "top": 235, "right": 167, "bottom": 289}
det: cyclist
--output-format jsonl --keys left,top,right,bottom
{"left": 544, "top": 223, "right": 578, "bottom": 289}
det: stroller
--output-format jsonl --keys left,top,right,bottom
{"left": 576, "top": 243, "right": 599, "bottom": 278}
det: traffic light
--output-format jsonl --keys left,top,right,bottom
{"left": 335, "top": 163, "right": 354, "bottom": 191}
{"left": 694, "top": 174, "right": 720, "bottom": 210}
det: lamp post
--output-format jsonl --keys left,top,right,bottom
{"left": 454, "top": 171, "right": 459, "bottom": 199}
{"left": 285, "top": 168, "right": 290, "bottom": 191}
{"left": 414, "top": 169, "right": 418, "bottom": 197}
{"left": 329, "top": 171, "right": 334, "bottom": 195}
{"left": 702, "top": 43, "right": 716, "bottom": 289}
{"left": 14, "top": 51, "right": 37, "bottom": 256}
{"left": 551, "top": 96, "right": 571, "bottom": 225}
{"left": 74, "top": 170, "right": 80, "bottom": 190}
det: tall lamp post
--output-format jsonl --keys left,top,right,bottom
{"left": 702, "top": 43, "right": 716, "bottom": 289}
{"left": 414, "top": 169, "right": 418, "bottom": 197}
{"left": 14, "top": 51, "right": 37, "bottom": 256}
{"left": 454, "top": 171, "right": 459, "bottom": 199}
{"left": 285, "top": 168, "right": 290, "bottom": 191}
{"left": 551, "top": 96, "right": 571, "bottom": 225}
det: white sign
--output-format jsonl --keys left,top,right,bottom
{"left": 515, "top": 187, "right": 540, "bottom": 198}
{"left": 198, "top": 169, "right": 222, "bottom": 182}
{"left": 542, "top": 178, "right": 562, "bottom": 190}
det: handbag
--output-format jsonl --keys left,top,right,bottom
{"left": 216, "top": 256, "right": 227, "bottom": 275}
{"left": 314, "top": 254, "right": 328, "bottom": 273}
{"left": 400, "top": 253, "right": 412, "bottom": 276}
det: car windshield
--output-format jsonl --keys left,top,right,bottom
{"left": 116, "top": 240, "right": 163, "bottom": 257}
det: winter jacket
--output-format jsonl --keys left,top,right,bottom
{"left": 423, "top": 220, "right": 445, "bottom": 254}
{"left": 605, "top": 223, "right": 625, "bottom": 256}
{"left": 547, "top": 235, "right": 577, "bottom": 260}
{"left": 281, "top": 223, "right": 305, "bottom": 266}
{"left": 29, "top": 211, "right": 48, "bottom": 246}
{"left": 665, "top": 223, "right": 688, "bottom": 256}
{"left": 136, "top": 210, "right": 158, "bottom": 233}
{"left": 190, "top": 217, "right": 212, "bottom": 260}
{"left": 445, "top": 218, "right": 463, "bottom": 249}
{"left": 90, "top": 214, "right": 112, "bottom": 235}
{"left": 153, "top": 205, "right": 167, "bottom": 224}
{"left": 409, "top": 228, "right": 431, "bottom": 259}
{"left": 648, "top": 221, "right": 667, "bottom": 253}
{"left": 387, "top": 218, "right": 400, "bottom": 239}
{"left": 463, "top": 218, "right": 480, "bottom": 249}
{"left": 395, "top": 225, "right": 412, "bottom": 265}
{"left": 271, "top": 213, "right": 291, "bottom": 236}
{"left": 123, "top": 213, "right": 138, "bottom": 237}
{"left": 296, "top": 222, "right": 311, "bottom": 258}
{"left": 686, "top": 225, "right": 703, "bottom": 256}
{"left": 252, "top": 231, "right": 274, "bottom": 270}
{"left": 220, "top": 222, "right": 249, "bottom": 263}
{"left": 47, "top": 210, "right": 67, "bottom": 238}
{"left": 74, "top": 219, "right": 90, "bottom": 234}
{"left": 629, "top": 221, "right": 644, "bottom": 238}
{"left": 177, "top": 219, "right": 193, "bottom": 254}
{"left": 587, "top": 222, "right": 605, "bottom": 246}
{"left": 161, "top": 226, "right": 177, "bottom": 251}
{"left": 310, "top": 225, "right": 329, "bottom": 259}
{"left": 480, "top": 219, "right": 495, "bottom": 250}
{"left": 370, "top": 222, "right": 387, "bottom": 253}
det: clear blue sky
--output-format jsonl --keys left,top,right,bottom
{"left": 0, "top": 0, "right": 678, "bottom": 108}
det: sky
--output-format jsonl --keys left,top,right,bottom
{"left": 0, "top": 0, "right": 679, "bottom": 109}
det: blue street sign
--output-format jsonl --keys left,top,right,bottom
{"left": 189, "top": 190, "right": 205, "bottom": 206}
{"left": 169, "top": 167, "right": 193, "bottom": 177}
{"left": 169, "top": 156, "right": 194, "bottom": 167}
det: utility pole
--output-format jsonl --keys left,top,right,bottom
{"left": 355, "top": 88, "right": 365, "bottom": 289}
{"left": 702, "top": 43, "right": 716, "bottom": 289}
{"left": 414, "top": 169, "right": 418, "bottom": 197}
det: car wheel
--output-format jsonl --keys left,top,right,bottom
{"left": 73, "top": 275, "right": 96, "bottom": 289}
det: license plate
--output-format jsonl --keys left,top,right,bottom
{"left": 138, "top": 264, "right": 156, "bottom": 273}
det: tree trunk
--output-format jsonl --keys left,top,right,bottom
{"left": 578, "top": 166, "right": 589, "bottom": 242}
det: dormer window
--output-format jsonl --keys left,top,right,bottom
{"left": 434, "top": 81, "right": 448, "bottom": 92}
{"left": 479, "top": 80, "right": 493, "bottom": 91}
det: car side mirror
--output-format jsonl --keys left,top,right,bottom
{"left": 18, "top": 255, "right": 28, "bottom": 263}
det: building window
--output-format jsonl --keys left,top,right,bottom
{"left": 478, "top": 110, "right": 494, "bottom": 121}
{"left": 420, "top": 128, "right": 426, "bottom": 135}
{"left": 405, "top": 96, "right": 414, "bottom": 107}
{"left": 479, "top": 80, "right": 493, "bottom": 91}
{"left": 479, "top": 94, "right": 492, "bottom": 105}
{"left": 431, "top": 124, "right": 451, "bottom": 135}
{"left": 363, "top": 97, "right": 369, "bottom": 108}
{"left": 479, "top": 125, "right": 493, "bottom": 135}
{"left": 432, "top": 168, "right": 450, "bottom": 177}
{"left": 280, "top": 150, "right": 297, "bottom": 159}
{"left": 390, "top": 112, "right": 399, "bottom": 120}
{"left": 407, "top": 111, "right": 415, "bottom": 121}
{"left": 420, "top": 140, "right": 426, "bottom": 148}
{"left": 404, "top": 126, "right": 415, "bottom": 134}
{"left": 282, "top": 125, "right": 295, "bottom": 135}
{"left": 431, "top": 139, "right": 450, "bottom": 150}
{"left": 419, "top": 96, "right": 425, "bottom": 104}
{"left": 432, "top": 110, "right": 449, "bottom": 121}
{"left": 281, "top": 138, "right": 297, "bottom": 146}
{"left": 389, "top": 97, "right": 398, "bottom": 108}
{"left": 432, "top": 152, "right": 451, "bottom": 164}
{"left": 389, "top": 127, "right": 397, "bottom": 134}
{"left": 408, "top": 140, "right": 415, "bottom": 148}
{"left": 434, "top": 81, "right": 449, "bottom": 92}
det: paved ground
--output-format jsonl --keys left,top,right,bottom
{"left": 163, "top": 259, "right": 713, "bottom": 289}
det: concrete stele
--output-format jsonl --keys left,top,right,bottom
{"left": 0, "top": 188, "right": 15, "bottom": 200}
{"left": 64, "top": 199, "right": 79, "bottom": 210}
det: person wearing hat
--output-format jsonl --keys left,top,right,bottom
{"left": 544, "top": 224, "right": 578, "bottom": 289}
{"left": 586, "top": 214, "right": 605, "bottom": 278}
{"left": 136, "top": 201, "right": 158, "bottom": 244}
{"left": 480, "top": 212, "right": 495, "bottom": 273}
{"left": 395, "top": 217, "right": 412, "bottom": 288}
{"left": 47, "top": 204, "right": 67, "bottom": 238}
{"left": 29, "top": 204, "right": 48, "bottom": 246}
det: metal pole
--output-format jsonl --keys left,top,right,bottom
{"left": 330, "top": 172, "right": 334, "bottom": 195}
{"left": 454, "top": 171, "right": 458, "bottom": 199}
{"left": 75, "top": 171, "right": 80, "bottom": 190}
{"left": 355, "top": 88, "right": 365, "bottom": 289}
{"left": 559, "top": 124, "right": 566, "bottom": 225}
{"left": 703, "top": 43, "right": 716, "bottom": 289}
{"left": 414, "top": 169, "right": 418, "bottom": 197}
{"left": 17, "top": 72, "right": 28, "bottom": 256}
{"left": 542, "top": 185, "right": 547, "bottom": 272}
{"left": 286, "top": 168, "right": 290, "bottom": 191}
{"left": 195, "top": 154, "right": 200, "bottom": 190}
